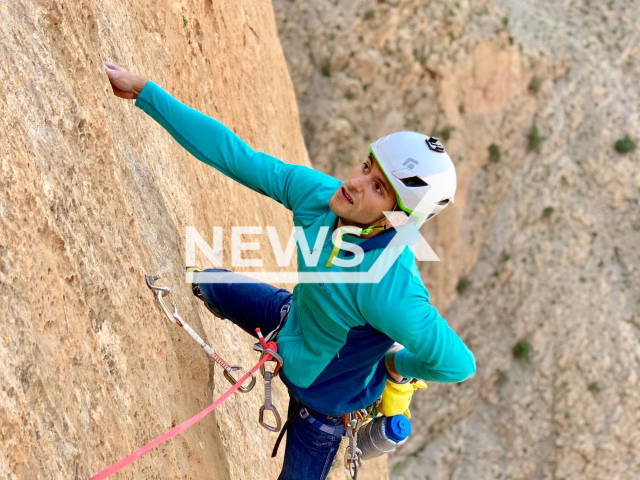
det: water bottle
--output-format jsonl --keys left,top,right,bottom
{"left": 356, "top": 414, "right": 412, "bottom": 460}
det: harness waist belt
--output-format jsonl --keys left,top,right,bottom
{"left": 300, "top": 408, "right": 346, "bottom": 438}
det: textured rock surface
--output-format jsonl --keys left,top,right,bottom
{"left": 0, "top": 1, "right": 307, "bottom": 479}
{"left": 272, "top": 0, "right": 640, "bottom": 479}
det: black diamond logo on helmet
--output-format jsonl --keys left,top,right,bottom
{"left": 426, "top": 137, "right": 445, "bottom": 153}
{"left": 403, "top": 157, "right": 419, "bottom": 170}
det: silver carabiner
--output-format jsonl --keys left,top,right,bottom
{"left": 344, "top": 413, "right": 363, "bottom": 479}
{"left": 344, "top": 445, "right": 362, "bottom": 480}
{"left": 147, "top": 274, "right": 256, "bottom": 394}
{"left": 258, "top": 371, "right": 282, "bottom": 432}
{"left": 258, "top": 349, "right": 284, "bottom": 376}
{"left": 145, "top": 274, "right": 177, "bottom": 324}
{"left": 252, "top": 331, "right": 284, "bottom": 376}
{"left": 224, "top": 365, "right": 257, "bottom": 393}
{"left": 258, "top": 405, "right": 282, "bottom": 432}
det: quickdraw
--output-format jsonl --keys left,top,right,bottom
{"left": 343, "top": 409, "right": 368, "bottom": 479}
{"left": 145, "top": 274, "right": 256, "bottom": 393}
{"left": 147, "top": 274, "right": 287, "bottom": 433}
{"left": 254, "top": 327, "right": 284, "bottom": 432}
{"left": 89, "top": 274, "right": 287, "bottom": 480}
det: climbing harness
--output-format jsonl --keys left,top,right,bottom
{"left": 272, "top": 399, "right": 375, "bottom": 479}
{"left": 145, "top": 273, "right": 383, "bottom": 478}
{"left": 302, "top": 402, "right": 381, "bottom": 479}
{"left": 145, "top": 274, "right": 256, "bottom": 393}
{"left": 94, "top": 273, "right": 373, "bottom": 480}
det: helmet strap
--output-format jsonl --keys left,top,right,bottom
{"left": 361, "top": 215, "right": 391, "bottom": 236}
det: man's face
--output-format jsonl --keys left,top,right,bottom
{"left": 329, "top": 154, "right": 398, "bottom": 227}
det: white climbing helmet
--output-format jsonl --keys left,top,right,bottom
{"left": 369, "top": 131, "right": 457, "bottom": 222}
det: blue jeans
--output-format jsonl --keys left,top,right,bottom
{"left": 197, "top": 269, "right": 343, "bottom": 480}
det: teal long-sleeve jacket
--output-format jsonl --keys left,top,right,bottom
{"left": 135, "top": 81, "right": 476, "bottom": 415}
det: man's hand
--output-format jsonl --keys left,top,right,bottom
{"left": 103, "top": 62, "right": 148, "bottom": 100}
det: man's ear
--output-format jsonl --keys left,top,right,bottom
{"left": 383, "top": 211, "right": 409, "bottom": 229}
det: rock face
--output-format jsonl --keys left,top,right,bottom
{"left": 1, "top": 1, "right": 307, "bottom": 479}
{"left": 272, "top": 0, "right": 640, "bottom": 479}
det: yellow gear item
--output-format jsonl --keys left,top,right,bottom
{"left": 325, "top": 226, "right": 362, "bottom": 267}
{"left": 379, "top": 379, "right": 427, "bottom": 419}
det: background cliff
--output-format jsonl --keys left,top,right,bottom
{"left": 1, "top": 1, "right": 306, "bottom": 479}
{"left": 271, "top": 0, "right": 640, "bottom": 479}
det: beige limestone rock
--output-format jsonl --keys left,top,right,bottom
{"left": 1, "top": 0, "right": 309, "bottom": 479}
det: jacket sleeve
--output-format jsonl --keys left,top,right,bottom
{"left": 356, "top": 261, "right": 476, "bottom": 383}
{"left": 134, "top": 81, "right": 337, "bottom": 215}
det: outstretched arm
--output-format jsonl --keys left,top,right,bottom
{"left": 103, "top": 62, "right": 337, "bottom": 214}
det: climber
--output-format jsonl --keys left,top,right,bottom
{"left": 104, "top": 61, "right": 476, "bottom": 480}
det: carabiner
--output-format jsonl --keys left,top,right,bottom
{"left": 147, "top": 273, "right": 256, "bottom": 394}
{"left": 253, "top": 330, "right": 284, "bottom": 377}
{"left": 258, "top": 349, "right": 283, "bottom": 377}
{"left": 258, "top": 371, "right": 282, "bottom": 432}
{"left": 223, "top": 365, "right": 257, "bottom": 393}
{"left": 145, "top": 274, "right": 177, "bottom": 324}
{"left": 259, "top": 405, "right": 282, "bottom": 432}
{"left": 344, "top": 427, "right": 363, "bottom": 479}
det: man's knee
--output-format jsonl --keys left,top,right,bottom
{"left": 194, "top": 268, "right": 233, "bottom": 319}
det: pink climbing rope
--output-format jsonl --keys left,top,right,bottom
{"left": 89, "top": 350, "right": 275, "bottom": 480}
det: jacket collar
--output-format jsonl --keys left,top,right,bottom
{"left": 342, "top": 228, "right": 397, "bottom": 257}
